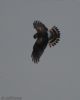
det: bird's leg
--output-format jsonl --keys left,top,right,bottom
{"left": 33, "top": 32, "right": 42, "bottom": 39}
{"left": 33, "top": 33, "right": 38, "bottom": 39}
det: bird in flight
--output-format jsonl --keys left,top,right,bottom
{"left": 31, "top": 20, "right": 60, "bottom": 63}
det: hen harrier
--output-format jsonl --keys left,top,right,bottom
{"left": 31, "top": 20, "right": 60, "bottom": 63}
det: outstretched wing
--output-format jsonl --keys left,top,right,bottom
{"left": 31, "top": 36, "right": 48, "bottom": 63}
{"left": 33, "top": 20, "right": 48, "bottom": 33}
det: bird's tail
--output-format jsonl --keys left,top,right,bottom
{"left": 48, "top": 26, "right": 60, "bottom": 47}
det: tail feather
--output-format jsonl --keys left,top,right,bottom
{"left": 48, "top": 26, "right": 60, "bottom": 47}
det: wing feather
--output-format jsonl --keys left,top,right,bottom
{"left": 31, "top": 36, "right": 48, "bottom": 63}
{"left": 33, "top": 20, "right": 48, "bottom": 33}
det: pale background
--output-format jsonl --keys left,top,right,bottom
{"left": 0, "top": 0, "right": 80, "bottom": 100}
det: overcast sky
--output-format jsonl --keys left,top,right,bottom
{"left": 0, "top": 0, "right": 80, "bottom": 100}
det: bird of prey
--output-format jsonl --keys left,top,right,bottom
{"left": 31, "top": 20, "right": 60, "bottom": 63}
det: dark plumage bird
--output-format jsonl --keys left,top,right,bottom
{"left": 31, "top": 20, "right": 60, "bottom": 63}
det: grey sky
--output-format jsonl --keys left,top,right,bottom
{"left": 0, "top": 0, "right": 80, "bottom": 100}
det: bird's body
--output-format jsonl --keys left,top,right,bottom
{"left": 31, "top": 20, "right": 60, "bottom": 63}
